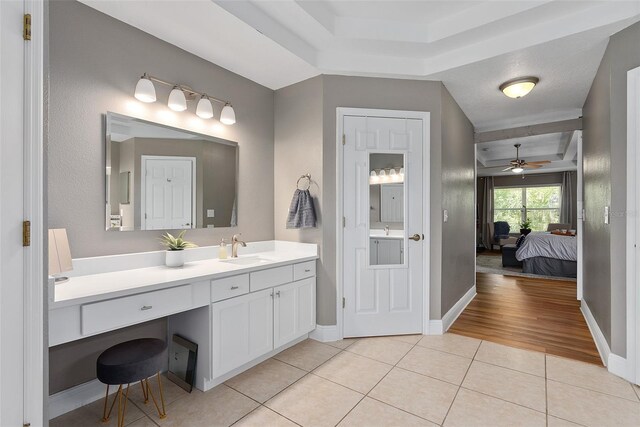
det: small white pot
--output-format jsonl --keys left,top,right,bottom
{"left": 165, "top": 250, "right": 185, "bottom": 268}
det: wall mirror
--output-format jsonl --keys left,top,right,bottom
{"left": 369, "top": 153, "right": 405, "bottom": 266}
{"left": 106, "top": 112, "right": 238, "bottom": 231}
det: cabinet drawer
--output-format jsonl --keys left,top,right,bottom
{"left": 250, "top": 265, "right": 293, "bottom": 292}
{"left": 293, "top": 260, "right": 316, "bottom": 281}
{"left": 81, "top": 285, "right": 192, "bottom": 336}
{"left": 211, "top": 274, "right": 250, "bottom": 302}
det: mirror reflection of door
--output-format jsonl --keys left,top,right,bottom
{"left": 369, "top": 153, "right": 405, "bottom": 266}
{"left": 141, "top": 156, "right": 196, "bottom": 230}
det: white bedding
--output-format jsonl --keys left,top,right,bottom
{"left": 515, "top": 232, "right": 577, "bottom": 262}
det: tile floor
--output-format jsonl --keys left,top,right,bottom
{"left": 51, "top": 333, "right": 640, "bottom": 427}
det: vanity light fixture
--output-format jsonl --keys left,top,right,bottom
{"left": 133, "top": 73, "right": 236, "bottom": 124}
{"left": 499, "top": 76, "right": 539, "bottom": 99}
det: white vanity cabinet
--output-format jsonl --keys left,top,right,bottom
{"left": 210, "top": 261, "right": 316, "bottom": 381}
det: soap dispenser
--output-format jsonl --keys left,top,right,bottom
{"left": 219, "top": 238, "right": 228, "bottom": 260}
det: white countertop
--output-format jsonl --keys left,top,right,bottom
{"left": 51, "top": 241, "right": 318, "bottom": 309}
{"left": 369, "top": 230, "right": 404, "bottom": 239}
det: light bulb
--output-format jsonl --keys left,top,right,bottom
{"left": 399, "top": 167, "right": 404, "bottom": 175}
{"left": 134, "top": 75, "right": 156, "bottom": 103}
{"left": 512, "top": 167, "right": 524, "bottom": 173}
{"left": 370, "top": 170, "right": 377, "bottom": 177}
{"left": 168, "top": 87, "right": 187, "bottom": 111}
{"left": 220, "top": 103, "right": 236, "bottom": 125}
{"left": 196, "top": 96, "right": 214, "bottom": 119}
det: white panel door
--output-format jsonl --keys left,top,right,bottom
{"left": 211, "top": 288, "right": 273, "bottom": 378}
{"left": 142, "top": 157, "right": 194, "bottom": 230}
{"left": 343, "top": 116, "right": 424, "bottom": 337}
{"left": 274, "top": 278, "right": 316, "bottom": 348}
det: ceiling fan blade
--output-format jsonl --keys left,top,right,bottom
{"left": 501, "top": 166, "right": 514, "bottom": 171}
{"left": 523, "top": 164, "right": 542, "bottom": 169}
{"left": 526, "top": 160, "right": 551, "bottom": 164}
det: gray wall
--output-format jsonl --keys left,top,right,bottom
{"left": 48, "top": 0, "right": 275, "bottom": 258}
{"left": 440, "top": 86, "right": 476, "bottom": 315}
{"left": 582, "top": 20, "right": 640, "bottom": 356}
{"left": 48, "top": 0, "right": 275, "bottom": 394}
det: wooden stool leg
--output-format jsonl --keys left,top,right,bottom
{"left": 117, "top": 383, "right": 130, "bottom": 427}
{"left": 101, "top": 385, "right": 110, "bottom": 422}
{"left": 102, "top": 384, "right": 121, "bottom": 423}
{"left": 147, "top": 373, "right": 167, "bottom": 419}
{"left": 140, "top": 380, "right": 149, "bottom": 403}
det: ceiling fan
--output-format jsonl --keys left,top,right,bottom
{"left": 501, "top": 143, "right": 550, "bottom": 173}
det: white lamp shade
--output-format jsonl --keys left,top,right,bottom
{"left": 168, "top": 87, "right": 187, "bottom": 111}
{"left": 196, "top": 96, "right": 214, "bottom": 119}
{"left": 512, "top": 167, "right": 524, "bottom": 173}
{"left": 48, "top": 229, "right": 73, "bottom": 276}
{"left": 500, "top": 77, "right": 539, "bottom": 99}
{"left": 134, "top": 77, "right": 156, "bottom": 103}
{"left": 220, "top": 104, "right": 236, "bottom": 125}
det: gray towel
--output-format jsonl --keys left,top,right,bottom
{"left": 287, "top": 189, "right": 317, "bottom": 229}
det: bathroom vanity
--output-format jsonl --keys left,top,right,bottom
{"left": 49, "top": 241, "right": 317, "bottom": 394}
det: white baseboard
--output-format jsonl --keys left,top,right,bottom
{"left": 426, "top": 284, "right": 476, "bottom": 335}
{"left": 309, "top": 325, "right": 340, "bottom": 342}
{"left": 48, "top": 378, "right": 105, "bottom": 420}
{"left": 581, "top": 300, "right": 610, "bottom": 366}
{"left": 607, "top": 353, "right": 632, "bottom": 381}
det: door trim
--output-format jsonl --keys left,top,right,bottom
{"left": 140, "top": 155, "right": 197, "bottom": 230}
{"left": 336, "top": 108, "right": 431, "bottom": 340}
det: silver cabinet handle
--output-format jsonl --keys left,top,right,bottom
{"left": 276, "top": 291, "right": 281, "bottom": 298}
{"left": 230, "top": 286, "right": 239, "bottom": 290}
{"left": 304, "top": 269, "right": 311, "bottom": 273}
{"left": 141, "top": 305, "right": 153, "bottom": 311}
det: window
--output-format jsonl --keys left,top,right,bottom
{"left": 494, "top": 185, "right": 561, "bottom": 232}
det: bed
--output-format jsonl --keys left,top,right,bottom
{"left": 515, "top": 232, "right": 577, "bottom": 278}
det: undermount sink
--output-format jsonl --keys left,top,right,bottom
{"left": 219, "top": 256, "right": 272, "bottom": 266}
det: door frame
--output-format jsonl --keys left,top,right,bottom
{"left": 0, "top": 0, "right": 45, "bottom": 424}
{"left": 140, "top": 155, "right": 197, "bottom": 230}
{"left": 626, "top": 65, "right": 640, "bottom": 385}
{"left": 336, "top": 108, "right": 431, "bottom": 340}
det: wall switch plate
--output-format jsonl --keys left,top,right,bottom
{"left": 207, "top": 209, "right": 215, "bottom": 218}
{"left": 443, "top": 209, "right": 448, "bottom": 223}
{"left": 604, "top": 206, "right": 610, "bottom": 224}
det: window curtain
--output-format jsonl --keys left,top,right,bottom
{"left": 481, "top": 176, "right": 495, "bottom": 249}
{"left": 560, "top": 171, "right": 574, "bottom": 225}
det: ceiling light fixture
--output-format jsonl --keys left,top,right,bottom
{"left": 512, "top": 166, "right": 524, "bottom": 173}
{"left": 133, "top": 73, "right": 236, "bottom": 124}
{"left": 499, "top": 77, "right": 539, "bottom": 99}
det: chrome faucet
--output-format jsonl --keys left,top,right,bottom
{"left": 384, "top": 225, "right": 390, "bottom": 236}
{"left": 231, "top": 234, "right": 246, "bottom": 258}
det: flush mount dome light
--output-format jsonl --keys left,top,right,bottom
{"left": 499, "top": 77, "right": 539, "bottom": 99}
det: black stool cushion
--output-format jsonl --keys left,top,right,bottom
{"left": 97, "top": 338, "right": 167, "bottom": 385}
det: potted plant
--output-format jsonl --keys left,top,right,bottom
{"left": 160, "top": 230, "right": 197, "bottom": 267}
{"left": 520, "top": 218, "right": 532, "bottom": 236}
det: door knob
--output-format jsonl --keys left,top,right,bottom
{"left": 409, "top": 234, "right": 422, "bottom": 241}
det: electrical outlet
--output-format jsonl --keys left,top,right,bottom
{"left": 604, "top": 206, "right": 610, "bottom": 224}
{"left": 207, "top": 209, "right": 215, "bottom": 218}
{"left": 443, "top": 209, "right": 448, "bottom": 223}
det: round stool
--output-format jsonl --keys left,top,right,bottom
{"left": 97, "top": 338, "right": 167, "bottom": 426}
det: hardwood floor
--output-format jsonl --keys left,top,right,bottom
{"left": 449, "top": 272, "right": 602, "bottom": 365}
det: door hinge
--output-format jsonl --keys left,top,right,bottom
{"left": 342, "top": 297, "right": 345, "bottom": 309}
{"left": 23, "top": 220, "right": 31, "bottom": 247}
{"left": 342, "top": 134, "right": 346, "bottom": 145}
{"left": 23, "top": 14, "right": 31, "bottom": 41}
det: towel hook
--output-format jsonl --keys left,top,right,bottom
{"left": 297, "top": 173, "right": 311, "bottom": 190}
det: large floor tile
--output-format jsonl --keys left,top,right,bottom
{"left": 474, "top": 341, "right": 545, "bottom": 376}
{"left": 128, "top": 417, "right": 160, "bottom": 427}
{"left": 152, "top": 385, "right": 258, "bottom": 426}
{"left": 417, "top": 333, "right": 481, "bottom": 358}
{"left": 444, "top": 388, "right": 546, "bottom": 427}
{"left": 50, "top": 406, "right": 101, "bottom": 427}
{"left": 265, "top": 374, "right": 363, "bottom": 427}
{"left": 225, "top": 358, "right": 306, "bottom": 403}
{"left": 369, "top": 367, "right": 458, "bottom": 424}
{"left": 274, "top": 339, "right": 341, "bottom": 371}
{"left": 548, "top": 380, "right": 640, "bottom": 427}
{"left": 234, "top": 406, "right": 298, "bottom": 427}
{"left": 546, "top": 355, "right": 638, "bottom": 401}
{"left": 547, "top": 416, "right": 583, "bottom": 426}
{"left": 346, "top": 336, "right": 413, "bottom": 365}
{"left": 127, "top": 374, "right": 190, "bottom": 417}
{"left": 389, "top": 334, "right": 423, "bottom": 344}
{"left": 324, "top": 338, "right": 359, "bottom": 350}
{"left": 314, "top": 350, "right": 392, "bottom": 393}
{"left": 462, "top": 360, "right": 546, "bottom": 412}
{"left": 83, "top": 391, "right": 147, "bottom": 426}
{"left": 338, "top": 397, "right": 437, "bottom": 427}
{"left": 398, "top": 345, "right": 472, "bottom": 385}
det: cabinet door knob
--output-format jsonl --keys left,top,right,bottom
{"left": 276, "top": 291, "right": 281, "bottom": 297}
{"left": 230, "top": 286, "right": 239, "bottom": 290}
{"left": 140, "top": 305, "right": 153, "bottom": 311}
{"left": 304, "top": 269, "right": 311, "bottom": 273}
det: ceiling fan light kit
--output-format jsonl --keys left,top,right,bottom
{"left": 499, "top": 76, "right": 539, "bottom": 99}
{"left": 501, "top": 143, "right": 551, "bottom": 174}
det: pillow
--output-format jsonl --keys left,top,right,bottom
{"left": 516, "top": 234, "right": 526, "bottom": 248}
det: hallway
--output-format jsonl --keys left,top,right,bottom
{"left": 450, "top": 272, "right": 601, "bottom": 365}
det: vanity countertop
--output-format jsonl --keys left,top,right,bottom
{"left": 369, "top": 230, "right": 404, "bottom": 239}
{"left": 51, "top": 241, "right": 318, "bottom": 309}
